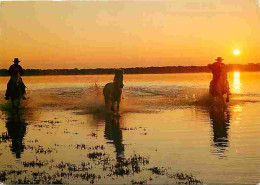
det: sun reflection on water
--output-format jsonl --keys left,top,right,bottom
{"left": 233, "top": 72, "right": 242, "bottom": 94}
{"left": 233, "top": 104, "right": 243, "bottom": 112}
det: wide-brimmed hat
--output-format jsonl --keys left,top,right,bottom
{"left": 215, "top": 57, "right": 224, "bottom": 62}
{"left": 13, "top": 58, "right": 21, "bottom": 63}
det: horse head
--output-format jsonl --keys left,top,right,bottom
{"left": 114, "top": 70, "right": 124, "bottom": 88}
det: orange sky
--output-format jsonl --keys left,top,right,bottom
{"left": 0, "top": 0, "right": 260, "bottom": 69}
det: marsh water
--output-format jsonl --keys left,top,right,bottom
{"left": 0, "top": 72, "right": 260, "bottom": 184}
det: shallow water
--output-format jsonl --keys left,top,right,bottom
{"left": 0, "top": 72, "right": 260, "bottom": 184}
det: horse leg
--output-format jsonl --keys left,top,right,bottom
{"left": 111, "top": 101, "right": 115, "bottom": 112}
{"left": 116, "top": 99, "right": 120, "bottom": 114}
{"left": 104, "top": 97, "right": 110, "bottom": 112}
{"left": 220, "top": 96, "right": 226, "bottom": 109}
{"left": 11, "top": 99, "right": 19, "bottom": 112}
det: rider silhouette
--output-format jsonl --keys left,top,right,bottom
{"left": 208, "top": 57, "right": 230, "bottom": 102}
{"left": 5, "top": 58, "right": 26, "bottom": 100}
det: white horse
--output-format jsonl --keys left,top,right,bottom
{"left": 103, "top": 70, "right": 124, "bottom": 114}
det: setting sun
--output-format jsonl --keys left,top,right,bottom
{"left": 233, "top": 49, "right": 240, "bottom": 56}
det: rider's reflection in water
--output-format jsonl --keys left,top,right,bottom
{"left": 209, "top": 107, "right": 230, "bottom": 157}
{"left": 5, "top": 112, "right": 27, "bottom": 159}
{"left": 104, "top": 115, "right": 124, "bottom": 161}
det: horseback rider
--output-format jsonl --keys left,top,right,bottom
{"left": 208, "top": 57, "right": 230, "bottom": 102}
{"left": 5, "top": 58, "right": 26, "bottom": 100}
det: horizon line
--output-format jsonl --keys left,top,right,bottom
{"left": 1, "top": 63, "right": 259, "bottom": 70}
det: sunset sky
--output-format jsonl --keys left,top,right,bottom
{"left": 0, "top": 0, "right": 260, "bottom": 69}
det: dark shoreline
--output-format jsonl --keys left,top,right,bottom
{"left": 0, "top": 64, "right": 259, "bottom": 76}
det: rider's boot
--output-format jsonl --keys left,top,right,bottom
{"left": 22, "top": 86, "right": 26, "bottom": 100}
{"left": 226, "top": 94, "right": 230, "bottom": 103}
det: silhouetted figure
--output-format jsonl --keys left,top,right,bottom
{"left": 103, "top": 69, "right": 124, "bottom": 114}
{"left": 209, "top": 106, "right": 230, "bottom": 157}
{"left": 208, "top": 57, "right": 230, "bottom": 103}
{"left": 5, "top": 58, "right": 26, "bottom": 100}
{"left": 6, "top": 112, "right": 27, "bottom": 159}
{"left": 104, "top": 115, "right": 124, "bottom": 160}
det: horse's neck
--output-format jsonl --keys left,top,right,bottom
{"left": 11, "top": 76, "right": 21, "bottom": 85}
{"left": 113, "top": 82, "right": 120, "bottom": 89}
{"left": 112, "top": 82, "right": 122, "bottom": 95}
{"left": 113, "top": 80, "right": 120, "bottom": 86}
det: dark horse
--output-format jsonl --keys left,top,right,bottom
{"left": 209, "top": 75, "right": 230, "bottom": 108}
{"left": 9, "top": 73, "right": 24, "bottom": 110}
{"left": 103, "top": 70, "right": 124, "bottom": 114}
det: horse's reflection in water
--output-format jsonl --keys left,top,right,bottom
{"left": 5, "top": 112, "right": 27, "bottom": 159}
{"left": 209, "top": 106, "right": 230, "bottom": 157}
{"left": 104, "top": 115, "right": 124, "bottom": 161}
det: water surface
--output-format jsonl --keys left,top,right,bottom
{"left": 0, "top": 72, "right": 260, "bottom": 184}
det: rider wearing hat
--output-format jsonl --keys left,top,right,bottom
{"left": 5, "top": 58, "right": 26, "bottom": 100}
{"left": 208, "top": 57, "right": 230, "bottom": 102}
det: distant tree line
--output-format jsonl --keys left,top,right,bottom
{"left": 0, "top": 63, "right": 259, "bottom": 76}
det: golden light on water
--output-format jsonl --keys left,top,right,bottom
{"left": 233, "top": 104, "right": 243, "bottom": 125}
{"left": 233, "top": 49, "right": 240, "bottom": 56}
{"left": 233, "top": 104, "right": 243, "bottom": 113}
{"left": 233, "top": 71, "right": 241, "bottom": 94}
